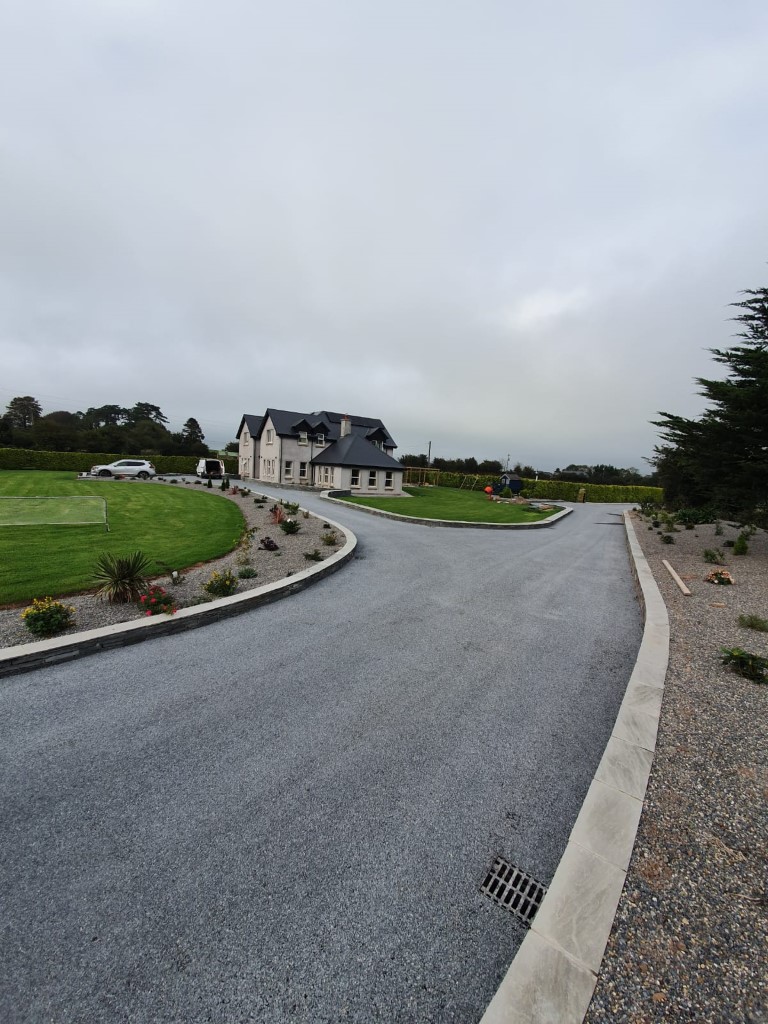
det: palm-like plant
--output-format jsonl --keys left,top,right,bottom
{"left": 92, "top": 551, "right": 153, "bottom": 603}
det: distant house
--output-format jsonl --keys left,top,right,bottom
{"left": 235, "top": 409, "right": 404, "bottom": 495}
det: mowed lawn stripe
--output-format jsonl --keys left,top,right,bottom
{"left": 341, "top": 486, "right": 557, "bottom": 523}
{"left": 0, "top": 472, "right": 244, "bottom": 604}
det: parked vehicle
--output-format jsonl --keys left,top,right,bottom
{"left": 196, "top": 458, "right": 226, "bottom": 479}
{"left": 89, "top": 459, "right": 156, "bottom": 479}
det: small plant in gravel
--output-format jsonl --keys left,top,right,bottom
{"left": 723, "top": 539, "right": 735, "bottom": 547}
{"left": 21, "top": 596, "right": 76, "bottom": 638}
{"left": 206, "top": 478, "right": 213, "bottom": 488}
{"left": 738, "top": 613, "right": 768, "bottom": 632}
{"left": 660, "top": 534, "right": 675, "bottom": 545}
{"left": 705, "top": 569, "right": 734, "bottom": 585}
{"left": 282, "top": 500, "right": 300, "bottom": 515}
{"left": 237, "top": 566, "right": 258, "bottom": 579}
{"left": 194, "top": 480, "right": 202, "bottom": 485}
{"left": 321, "top": 531, "right": 337, "bottom": 546}
{"left": 720, "top": 647, "right": 768, "bottom": 684}
{"left": 203, "top": 569, "right": 238, "bottom": 597}
{"left": 714, "top": 521, "right": 723, "bottom": 535}
{"left": 279, "top": 518, "right": 301, "bottom": 534}
{"left": 92, "top": 551, "right": 153, "bottom": 603}
{"left": 304, "top": 549, "right": 323, "bottom": 562}
{"left": 302, "top": 510, "right": 310, "bottom": 518}
{"left": 137, "top": 585, "right": 176, "bottom": 616}
{"left": 270, "top": 504, "right": 286, "bottom": 525}
{"left": 733, "top": 532, "right": 750, "bottom": 556}
{"left": 703, "top": 549, "right": 725, "bottom": 564}
{"left": 259, "top": 536, "right": 279, "bottom": 551}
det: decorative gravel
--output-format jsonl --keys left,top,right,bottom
{"left": 585, "top": 515, "right": 767, "bottom": 1024}
{"left": 0, "top": 484, "right": 342, "bottom": 649}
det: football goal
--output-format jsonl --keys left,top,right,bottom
{"left": 0, "top": 496, "right": 109, "bottom": 532}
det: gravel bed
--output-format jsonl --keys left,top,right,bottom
{"left": 585, "top": 515, "right": 767, "bottom": 1024}
{"left": 0, "top": 483, "right": 341, "bottom": 649}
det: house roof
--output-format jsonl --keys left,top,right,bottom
{"left": 311, "top": 433, "right": 404, "bottom": 470}
{"left": 236, "top": 414, "right": 264, "bottom": 440}
{"left": 250, "top": 408, "right": 397, "bottom": 448}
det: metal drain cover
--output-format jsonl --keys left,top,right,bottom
{"left": 481, "top": 856, "right": 547, "bottom": 926}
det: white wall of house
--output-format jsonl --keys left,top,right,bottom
{"left": 238, "top": 429, "right": 259, "bottom": 479}
{"left": 338, "top": 466, "right": 404, "bottom": 495}
{"left": 258, "top": 417, "right": 283, "bottom": 482}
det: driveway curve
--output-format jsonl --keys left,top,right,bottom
{"left": 0, "top": 495, "right": 642, "bottom": 1024}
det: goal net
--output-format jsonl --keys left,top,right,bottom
{"left": 0, "top": 496, "right": 109, "bottom": 532}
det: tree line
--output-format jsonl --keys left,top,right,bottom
{"left": 0, "top": 397, "right": 211, "bottom": 456}
{"left": 651, "top": 284, "right": 768, "bottom": 523}
{"left": 398, "top": 452, "right": 655, "bottom": 485}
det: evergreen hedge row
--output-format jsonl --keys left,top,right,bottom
{"left": 431, "top": 472, "right": 663, "bottom": 503}
{"left": 0, "top": 448, "right": 239, "bottom": 475}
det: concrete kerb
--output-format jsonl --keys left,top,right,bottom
{"left": 479, "top": 510, "right": 670, "bottom": 1024}
{"left": 321, "top": 490, "right": 573, "bottom": 528}
{"left": 0, "top": 511, "right": 357, "bottom": 680}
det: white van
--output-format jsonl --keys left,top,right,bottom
{"left": 196, "top": 458, "right": 226, "bottom": 479}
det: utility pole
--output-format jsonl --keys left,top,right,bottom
{"left": 427, "top": 441, "right": 432, "bottom": 466}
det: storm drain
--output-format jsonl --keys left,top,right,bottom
{"left": 480, "top": 856, "right": 547, "bottom": 926}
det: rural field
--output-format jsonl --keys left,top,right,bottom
{"left": 341, "top": 485, "right": 559, "bottom": 523}
{"left": 0, "top": 471, "right": 244, "bottom": 605}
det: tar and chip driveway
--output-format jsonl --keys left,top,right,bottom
{"left": 1, "top": 496, "right": 642, "bottom": 1024}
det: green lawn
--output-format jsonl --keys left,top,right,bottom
{"left": 0, "top": 472, "right": 245, "bottom": 605}
{"left": 341, "top": 486, "right": 559, "bottom": 523}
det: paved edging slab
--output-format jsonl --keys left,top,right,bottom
{"left": 321, "top": 491, "right": 573, "bottom": 529}
{"left": 0, "top": 513, "right": 357, "bottom": 679}
{"left": 478, "top": 510, "right": 670, "bottom": 1024}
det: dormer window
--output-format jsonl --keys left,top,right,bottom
{"left": 298, "top": 431, "right": 308, "bottom": 446}
{"left": 316, "top": 433, "right": 325, "bottom": 447}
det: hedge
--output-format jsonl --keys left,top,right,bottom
{"left": 429, "top": 472, "right": 663, "bottom": 504}
{"left": 0, "top": 448, "right": 239, "bottom": 475}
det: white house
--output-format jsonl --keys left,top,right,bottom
{"left": 236, "top": 408, "right": 405, "bottom": 496}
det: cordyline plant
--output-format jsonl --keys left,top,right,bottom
{"left": 92, "top": 551, "right": 153, "bottom": 603}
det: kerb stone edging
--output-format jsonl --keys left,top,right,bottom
{"left": 0, "top": 514, "right": 357, "bottom": 680}
{"left": 321, "top": 490, "right": 573, "bottom": 529}
{"left": 478, "top": 510, "right": 670, "bottom": 1024}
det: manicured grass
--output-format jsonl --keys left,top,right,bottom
{"left": 0, "top": 472, "right": 245, "bottom": 604}
{"left": 341, "top": 486, "right": 559, "bottom": 523}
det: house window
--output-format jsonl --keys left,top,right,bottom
{"left": 266, "top": 429, "right": 274, "bottom": 444}
{"left": 322, "top": 466, "right": 331, "bottom": 484}
{"left": 385, "top": 471, "right": 393, "bottom": 489}
{"left": 298, "top": 431, "right": 308, "bottom": 446}
{"left": 316, "top": 433, "right": 325, "bottom": 447}
{"left": 284, "top": 460, "right": 293, "bottom": 478}
{"left": 368, "top": 470, "right": 377, "bottom": 488}
{"left": 299, "top": 462, "right": 307, "bottom": 479}
{"left": 350, "top": 469, "right": 360, "bottom": 488}
{"left": 243, "top": 430, "right": 249, "bottom": 444}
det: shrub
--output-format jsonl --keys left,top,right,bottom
{"left": 721, "top": 647, "right": 767, "bottom": 684}
{"left": 282, "top": 501, "right": 300, "bottom": 514}
{"left": 270, "top": 504, "right": 286, "bottom": 524}
{"left": 92, "top": 551, "right": 152, "bottom": 603}
{"left": 259, "top": 536, "right": 279, "bottom": 551}
{"left": 724, "top": 539, "right": 735, "bottom": 547}
{"left": 500, "top": 486, "right": 513, "bottom": 498}
{"left": 321, "top": 531, "right": 337, "bottom": 546}
{"left": 279, "top": 518, "right": 301, "bottom": 534}
{"left": 206, "top": 478, "right": 213, "bottom": 488}
{"left": 705, "top": 569, "right": 733, "bottom": 585}
{"left": 703, "top": 549, "right": 725, "bottom": 564}
{"left": 137, "top": 585, "right": 176, "bottom": 616}
{"left": 203, "top": 569, "right": 238, "bottom": 597}
{"left": 660, "top": 534, "right": 674, "bottom": 545}
{"left": 304, "top": 549, "right": 323, "bottom": 562}
{"left": 714, "top": 521, "right": 723, "bottom": 535}
{"left": 733, "top": 533, "right": 749, "bottom": 556}
{"left": 738, "top": 614, "right": 768, "bottom": 632}
{"left": 302, "top": 510, "right": 310, "bottom": 518}
{"left": 237, "top": 566, "right": 258, "bottom": 579}
{"left": 21, "top": 597, "right": 75, "bottom": 638}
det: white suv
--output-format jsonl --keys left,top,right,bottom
{"left": 89, "top": 459, "right": 157, "bottom": 479}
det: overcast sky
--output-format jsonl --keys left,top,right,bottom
{"left": 1, "top": 1, "right": 766, "bottom": 470}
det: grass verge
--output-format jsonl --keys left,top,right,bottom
{"left": 0, "top": 472, "right": 244, "bottom": 604}
{"left": 340, "top": 486, "right": 559, "bottom": 523}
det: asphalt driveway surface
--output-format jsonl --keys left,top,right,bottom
{"left": 1, "top": 498, "right": 642, "bottom": 1023}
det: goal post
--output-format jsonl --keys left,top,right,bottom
{"left": 0, "top": 496, "right": 109, "bottom": 532}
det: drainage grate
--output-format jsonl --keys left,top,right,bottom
{"left": 480, "top": 857, "right": 547, "bottom": 926}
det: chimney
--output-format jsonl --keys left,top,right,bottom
{"left": 340, "top": 415, "right": 351, "bottom": 437}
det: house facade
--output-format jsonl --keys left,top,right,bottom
{"left": 236, "top": 408, "right": 404, "bottom": 495}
